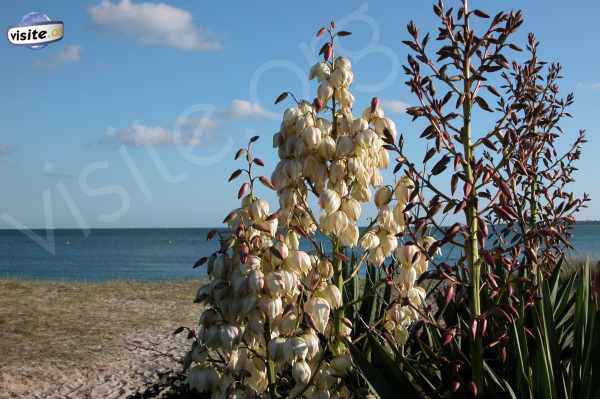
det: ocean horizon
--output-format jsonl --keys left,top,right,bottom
{"left": 1, "top": 224, "right": 599, "bottom": 281}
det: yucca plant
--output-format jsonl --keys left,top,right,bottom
{"left": 350, "top": 0, "right": 596, "bottom": 397}
{"left": 352, "top": 259, "right": 600, "bottom": 399}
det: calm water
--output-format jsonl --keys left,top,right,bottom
{"left": 0, "top": 225, "right": 599, "bottom": 281}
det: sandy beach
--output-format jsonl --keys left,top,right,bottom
{"left": 0, "top": 279, "right": 203, "bottom": 399}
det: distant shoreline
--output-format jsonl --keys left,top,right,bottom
{"left": 1, "top": 220, "right": 600, "bottom": 231}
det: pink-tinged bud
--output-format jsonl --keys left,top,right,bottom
{"left": 316, "top": 27, "right": 326, "bottom": 37}
{"left": 445, "top": 283, "right": 455, "bottom": 305}
{"left": 451, "top": 381, "right": 461, "bottom": 393}
{"left": 235, "top": 224, "right": 245, "bottom": 238}
{"left": 238, "top": 182, "right": 250, "bottom": 199}
{"left": 442, "top": 328, "right": 455, "bottom": 345}
{"left": 223, "top": 211, "right": 237, "bottom": 224}
{"left": 313, "top": 97, "right": 324, "bottom": 112}
{"left": 240, "top": 243, "right": 249, "bottom": 264}
{"left": 508, "top": 283, "right": 514, "bottom": 297}
{"left": 253, "top": 158, "right": 265, "bottom": 166}
{"left": 330, "top": 21, "right": 336, "bottom": 29}
{"left": 481, "top": 318, "right": 488, "bottom": 336}
{"left": 370, "top": 97, "right": 380, "bottom": 112}
{"left": 470, "top": 382, "right": 478, "bottom": 397}
{"left": 471, "top": 319, "right": 478, "bottom": 340}
{"left": 324, "top": 44, "right": 333, "bottom": 61}
{"left": 500, "top": 346, "right": 507, "bottom": 363}
{"left": 258, "top": 176, "right": 275, "bottom": 190}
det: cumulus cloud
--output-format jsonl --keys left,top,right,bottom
{"left": 222, "top": 99, "right": 275, "bottom": 120}
{"left": 108, "top": 116, "right": 217, "bottom": 147}
{"left": 383, "top": 100, "right": 409, "bottom": 114}
{"left": 89, "top": 0, "right": 221, "bottom": 51}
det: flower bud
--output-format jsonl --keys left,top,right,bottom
{"left": 292, "top": 360, "right": 312, "bottom": 384}
{"left": 319, "top": 188, "right": 341, "bottom": 214}
{"left": 249, "top": 198, "right": 270, "bottom": 221}
{"left": 317, "top": 81, "right": 334, "bottom": 104}
{"left": 335, "top": 56, "right": 352, "bottom": 71}
{"left": 259, "top": 296, "right": 283, "bottom": 320}
{"left": 309, "top": 62, "right": 331, "bottom": 81}
{"left": 394, "top": 175, "right": 415, "bottom": 205}
{"left": 379, "top": 233, "right": 398, "bottom": 256}
{"left": 340, "top": 198, "right": 361, "bottom": 221}
{"left": 336, "top": 136, "right": 354, "bottom": 157}
{"left": 374, "top": 186, "right": 393, "bottom": 208}
{"left": 367, "top": 247, "right": 385, "bottom": 266}
{"left": 317, "top": 258, "right": 334, "bottom": 279}
{"left": 285, "top": 336, "right": 309, "bottom": 362}
{"left": 360, "top": 230, "right": 380, "bottom": 251}
{"left": 399, "top": 265, "right": 417, "bottom": 292}
{"left": 304, "top": 297, "right": 331, "bottom": 334}
{"left": 331, "top": 354, "right": 353, "bottom": 376}
{"left": 317, "top": 284, "right": 343, "bottom": 310}
{"left": 319, "top": 136, "right": 336, "bottom": 159}
{"left": 285, "top": 250, "right": 312, "bottom": 275}
{"left": 268, "top": 337, "right": 287, "bottom": 363}
{"left": 302, "top": 329, "right": 320, "bottom": 359}
{"left": 395, "top": 244, "right": 420, "bottom": 267}
{"left": 302, "top": 126, "right": 322, "bottom": 149}
{"left": 339, "top": 223, "right": 359, "bottom": 247}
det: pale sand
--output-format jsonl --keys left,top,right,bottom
{"left": 0, "top": 279, "right": 203, "bottom": 399}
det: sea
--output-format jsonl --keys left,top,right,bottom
{"left": 0, "top": 224, "right": 599, "bottom": 281}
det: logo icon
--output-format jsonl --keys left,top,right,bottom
{"left": 7, "top": 12, "right": 64, "bottom": 49}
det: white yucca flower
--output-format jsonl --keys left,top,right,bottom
{"left": 303, "top": 296, "right": 331, "bottom": 334}
{"left": 293, "top": 360, "right": 312, "bottom": 384}
{"left": 319, "top": 188, "right": 341, "bottom": 215}
{"left": 309, "top": 62, "right": 331, "bottom": 81}
{"left": 360, "top": 230, "right": 380, "bottom": 251}
{"left": 374, "top": 186, "right": 393, "bottom": 208}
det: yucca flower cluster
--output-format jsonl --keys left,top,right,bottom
{"left": 185, "top": 22, "right": 435, "bottom": 398}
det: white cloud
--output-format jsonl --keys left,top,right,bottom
{"left": 34, "top": 45, "right": 82, "bottom": 68}
{"left": 591, "top": 83, "right": 600, "bottom": 90}
{"left": 106, "top": 99, "right": 271, "bottom": 148}
{"left": 108, "top": 117, "right": 216, "bottom": 147}
{"left": 56, "top": 45, "right": 82, "bottom": 63}
{"left": 383, "top": 100, "right": 409, "bottom": 114}
{"left": 0, "top": 144, "right": 13, "bottom": 157}
{"left": 89, "top": 0, "right": 221, "bottom": 51}
{"left": 222, "top": 99, "right": 275, "bottom": 120}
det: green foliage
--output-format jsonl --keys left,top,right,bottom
{"left": 354, "top": 260, "right": 600, "bottom": 398}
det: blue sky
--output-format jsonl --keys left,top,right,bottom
{"left": 1, "top": 0, "right": 599, "bottom": 229}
